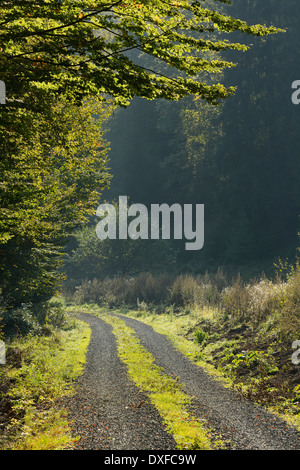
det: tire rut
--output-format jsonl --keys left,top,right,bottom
{"left": 119, "top": 314, "right": 300, "bottom": 450}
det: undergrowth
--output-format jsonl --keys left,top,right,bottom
{"left": 119, "top": 306, "right": 300, "bottom": 430}
{"left": 67, "top": 262, "right": 300, "bottom": 341}
{"left": 0, "top": 315, "right": 90, "bottom": 450}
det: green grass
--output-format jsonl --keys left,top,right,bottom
{"left": 117, "top": 307, "right": 230, "bottom": 386}
{"left": 117, "top": 307, "right": 300, "bottom": 431}
{"left": 0, "top": 317, "right": 91, "bottom": 450}
{"left": 99, "top": 312, "right": 212, "bottom": 450}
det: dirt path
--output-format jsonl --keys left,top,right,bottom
{"left": 120, "top": 314, "right": 300, "bottom": 450}
{"left": 65, "top": 312, "right": 300, "bottom": 450}
{"left": 64, "top": 313, "right": 176, "bottom": 450}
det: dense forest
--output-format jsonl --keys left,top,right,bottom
{"left": 66, "top": 0, "right": 300, "bottom": 285}
{"left": 0, "top": 0, "right": 298, "bottom": 335}
{"left": 1, "top": 1, "right": 300, "bottom": 452}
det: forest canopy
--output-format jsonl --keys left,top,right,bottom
{"left": 101, "top": 0, "right": 300, "bottom": 278}
{"left": 0, "top": 0, "right": 282, "bottom": 106}
{"left": 0, "top": 0, "right": 285, "bottom": 334}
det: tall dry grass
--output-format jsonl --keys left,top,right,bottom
{"left": 68, "top": 264, "right": 300, "bottom": 337}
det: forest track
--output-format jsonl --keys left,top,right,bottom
{"left": 64, "top": 312, "right": 176, "bottom": 450}
{"left": 65, "top": 311, "right": 300, "bottom": 451}
{"left": 119, "top": 314, "right": 300, "bottom": 450}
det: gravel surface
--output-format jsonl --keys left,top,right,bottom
{"left": 65, "top": 311, "right": 300, "bottom": 450}
{"left": 64, "top": 313, "right": 176, "bottom": 450}
{"left": 120, "top": 314, "right": 300, "bottom": 450}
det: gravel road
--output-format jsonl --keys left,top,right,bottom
{"left": 65, "top": 311, "right": 300, "bottom": 450}
{"left": 64, "top": 312, "right": 176, "bottom": 450}
{"left": 120, "top": 314, "right": 300, "bottom": 450}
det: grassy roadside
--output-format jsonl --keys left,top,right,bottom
{"left": 98, "top": 311, "right": 213, "bottom": 450}
{"left": 6, "top": 299, "right": 295, "bottom": 450}
{"left": 0, "top": 315, "right": 90, "bottom": 450}
{"left": 113, "top": 307, "right": 300, "bottom": 431}
{"left": 119, "top": 307, "right": 230, "bottom": 383}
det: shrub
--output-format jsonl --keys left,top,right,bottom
{"left": 195, "top": 277, "right": 222, "bottom": 308}
{"left": 68, "top": 267, "right": 298, "bottom": 341}
{"left": 101, "top": 277, "right": 128, "bottom": 307}
{"left": 169, "top": 272, "right": 224, "bottom": 310}
{"left": 194, "top": 329, "right": 207, "bottom": 344}
{"left": 45, "top": 298, "right": 67, "bottom": 329}
{"left": 212, "top": 267, "right": 228, "bottom": 293}
{"left": 2, "top": 303, "right": 42, "bottom": 337}
{"left": 221, "top": 275, "right": 288, "bottom": 325}
{"left": 70, "top": 271, "right": 224, "bottom": 311}
{"left": 278, "top": 267, "right": 300, "bottom": 339}
{"left": 73, "top": 279, "right": 104, "bottom": 305}
{"left": 169, "top": 274, "right": 199, "bottom": 307}
{"left": 221, "top": 275, "right": 250, "bottom": 322}
{"left": 127, "top": 273, "right": 173, "bottom": 305}
{"left": 246, "top": 279, "right": 287, "bottom": 324}
{"left": 72, "top": 273, "right": 174, "bottom": 308}
{"left": 222, "top": 350, "right": 277, "bottom": 378}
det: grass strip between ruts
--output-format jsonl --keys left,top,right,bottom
{"left": 100, "top": 312, "right": 212, "bottom": 450}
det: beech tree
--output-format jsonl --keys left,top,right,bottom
{"left": 0, "top": 0, "right": 282, "bottom": 329}
{"left": 0, "top": 96, "right": 113, "bottom": 311}
{"left": 0, "top": 0, "right": 281, "bottom": 107}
